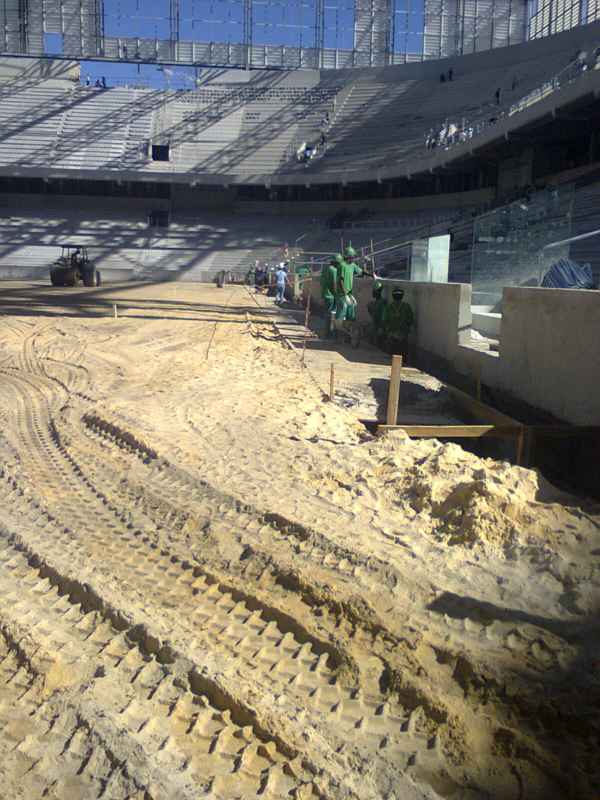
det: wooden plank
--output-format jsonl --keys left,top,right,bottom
{"left": 515, "top": 426, "right": 525, "bottom": 466}
{"left": 386, "top": 355, "right": 403, "bottom": 426}
{"left": 376, "top": 424, "right": 522, "bottom": 438}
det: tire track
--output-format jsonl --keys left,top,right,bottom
{"left": 0, "top": 532, "right": 318, "bottom": 799}
{"left": 0, "top": 367, "right": 448, "bottom": 797}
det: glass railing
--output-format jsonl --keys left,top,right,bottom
{"left": 470, "top": 183, "right": 575, "bottom": 303}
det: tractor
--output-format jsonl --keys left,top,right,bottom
{"left": 50, "top": 245, "right": 101, "bottom": 287}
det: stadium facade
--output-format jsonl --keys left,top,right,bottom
{"left": 0, "top": 0, "right": 599, "bottom": 70}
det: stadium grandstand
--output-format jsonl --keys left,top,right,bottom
{"left": 0, "top": 3, "right": 599, "bottom": 288}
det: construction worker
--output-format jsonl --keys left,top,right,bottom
{"left": 321, "top": 255, "right": 339, "bottom": 336}
{"left": 336, "top": 249, "right": 362, "bottom": 322}
{"left": 367, "top": 280, "right": 388, "bottom": 346}
{"left": 344, "top": 244, "right": 361, "bottom": 271}
{"left": 383, "top": 287, "right": 414, "bottom": 356}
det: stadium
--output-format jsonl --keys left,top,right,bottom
{"left": 0, "top": 1, "right": 599, "bottom": 799}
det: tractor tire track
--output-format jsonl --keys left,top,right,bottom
{"left": 0, "top": 363, "right": 449, "bottom": 798}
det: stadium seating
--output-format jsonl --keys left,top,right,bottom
{"left": 0, "top": 203, "right": 311, "bottom": 281}
{"left": 0, "top": 21, "right": 598, "bottom": 184}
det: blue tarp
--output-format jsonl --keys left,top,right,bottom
{"left": 541, "top": 257, "right": 595, "bottom": 289}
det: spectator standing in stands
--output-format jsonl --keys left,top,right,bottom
{"left": 275, "top": 264, "right": 288, "bottom": 304}
{"left": 85, "top": 75, "right": 91, "bottom": 86}
{"left": 439, "top": 72, "right": 446, "bottom": 83}
{"left": 101, "top": 76, "right": 107, "bottom": 89}
{"left": 95, "top": 79, "right": 102, "bottom": 88}
{"left": 495, "top": 87, "right": 501, "bottom": 105}
{"left": 448, "top": 68, "right": 453, "bottom": 81}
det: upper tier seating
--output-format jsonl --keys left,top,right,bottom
{"left": 0, "top": 20, "right": 598, "bottom": 184}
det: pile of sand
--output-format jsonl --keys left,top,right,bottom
{"left": 364, "top": 432, "right": 596, "bottom": 554}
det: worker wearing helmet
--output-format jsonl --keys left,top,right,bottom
{"left": 335, "top": 254, "right": 356, "bottom": 322}
{"left": 367, "top": 280, "right": 388, "bottom": 345}
{"left": 321, "top": 255, "right": 339, "bottom": 313}
{"left": 383, "top": 287, "right": 414, "bottom": 356}
{"left": 321, "top": 255, "right": 340, "bottom": 336}
{"left": 336, "top": 248, "right": 362, "bottom": 322}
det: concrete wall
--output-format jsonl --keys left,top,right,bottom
{"left": 313, "top": 275, "right": 600, "bottom": 424}
{"left": 390, "top": 280, "right": 472, "bottom": 363}
{"left": 496, "top": 287, "right": 600, "bottom": 424}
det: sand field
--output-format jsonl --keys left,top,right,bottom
{"left": 0, "top": 280, "right": 599, "bottom": 800}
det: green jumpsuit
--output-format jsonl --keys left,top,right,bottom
{"left": 335, "top": 260, "right": 362, "bottom": 321}
{"left": 383, "top": 299, "right": 414, "bottom": 351}
{"left": 367, "top": 285, "right": 388, "bottom": 343}
{"left": 320, "top": 262, "right": 338, "bottom": 313}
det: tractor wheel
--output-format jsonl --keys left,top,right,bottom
{"left": 82, "top": 268, "right": 95, "bottom": 287}
{"left": 95, "top": 270, "right": 101, "bottom": 287}
{"left": 63, "top": 267, "right": 78, "bottom": 287}
{"left": 50, "top": 269, "right": 62, "bottom": 287}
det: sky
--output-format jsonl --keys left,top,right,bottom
{"left": 72, "top": 0, "right": 425, "bottom": 87}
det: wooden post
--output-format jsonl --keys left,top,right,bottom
{"left": 386, "top": 355, "right": 403, "bottom": 426}
{"left": 329, "top": 363, "right": 335, "bottom": 401}
{"left": 113, "top": 303, "right": 118, "bottom": 319}
{"left": 304, "top": 280, "right": 311, "bottom": 328}
{"left": 515, "top": 426, "right": 525, "bottom": 466}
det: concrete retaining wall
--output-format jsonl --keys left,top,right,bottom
{"left": 307, "top": 274, "right": 600, "bottom": 424}
{"left": 392, "top": 280, "right": 600, "bottom": 424}
{"left": 390, "top": 280, "right": 472, "bottom": 364}
{"left": 496, "top": 287, "right": 600, "bottom": 424}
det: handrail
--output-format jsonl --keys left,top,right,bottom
{"left": 542, "top": 227, "right": 600, "bottom": 250}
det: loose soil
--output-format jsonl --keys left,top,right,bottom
{"left": 0, "top": 281, "right": 599, "bottom": 800}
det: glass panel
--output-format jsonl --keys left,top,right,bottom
{"left": 471, "top": 184, "right": 574, "bottom": 303}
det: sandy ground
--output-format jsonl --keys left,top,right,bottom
{"left": 0, "top": 280, "right": 599, "bottom": 800}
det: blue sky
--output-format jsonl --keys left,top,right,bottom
{"left": 78, "top": 0, "right": 424, "bottom": 86}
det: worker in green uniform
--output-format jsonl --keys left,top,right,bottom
{"left": 296, "top": 262, "right": 311, "bottom": 281}
{"left": 367, "top": 280, "right": 388, "bottom": 346}
{"left": 383, "top": 287, "right": 414, "bottom": 356}
{"left": 341, "top": 244, "right": 365, "bottom": 322}
{"left": 344, "top": 244, "right": 364, "bottom": 287}
{"left": 335, "top": 255, "right": 362, "bottom": 322}
{"left": 321, "top": 255, "right": 339, "bottom": 336}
